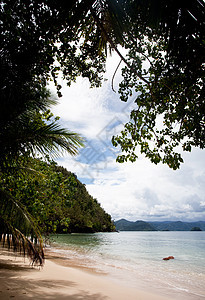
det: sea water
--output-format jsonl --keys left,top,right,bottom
{"left": 49, "top": 231, "right": 205, "bottom": 299}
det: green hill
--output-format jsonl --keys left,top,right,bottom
{"left": 115, "top": 219, "right": 156, "bottom": 231}
{"left": 115, "top": 219, "right": 205, "bottom": 231}
{"left": 191, "top": 227, "right": 202, "bottom": 231}
{"left": 149, "top": 221, "right": 205, "bottom": 231}
{"left": 0, "top": 158, "right": 115, "bottom": 234}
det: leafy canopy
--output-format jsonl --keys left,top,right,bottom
{"left": 110, "top": 0, "right": 205, "bottom": 169}
{"left": 1, "top": 0, "right": 204, "bottom": 170}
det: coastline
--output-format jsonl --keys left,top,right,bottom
{"left": 0, "top": 250, "right": 172, "bottom": 300}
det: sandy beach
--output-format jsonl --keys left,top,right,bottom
{"left": 0, "top": 250, "right": 173, "bottom": 300}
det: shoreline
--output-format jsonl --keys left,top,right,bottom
{"left": 0, "top": 250, "right": 173, "bottom": 300}
{"left": 44, "top": 245, "right": 205, "bottom": 300}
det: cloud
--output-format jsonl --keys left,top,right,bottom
{"left": 56, "top": 142, "right": 205, "bottom": 222}
{"left": 50, "top": 53, "right": 205, "bottom": 223}
{"left": 50, "top": 52, "right": 130, "bottom": 140}
{"left": 81, "top": 151, "right": 205, "bottom": 222}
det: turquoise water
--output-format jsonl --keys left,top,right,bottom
{"left": 49, "top": 231, "right": 205, "bottom": 299}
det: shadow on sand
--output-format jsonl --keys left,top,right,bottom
{"left": 0, "top": 255, "right": 108, "bottom": 300}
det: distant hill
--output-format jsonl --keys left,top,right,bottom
{"left": 149, "top": 221, "right": 205, "bottom": 231}
{"left": 115, "top": 219, "right": 205, "bottom": 231}
{"left": 115, "top": 219, "right": 156, "bottom": 231}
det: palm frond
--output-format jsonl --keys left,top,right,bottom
{"left": 0, "top": 93, "right": 84, "bottom": 165}
{"left": 0, "top": 189, "right": 44, "bottom": 266}
{"left": 20, "top": 119, "right": 85, "bottom": 158}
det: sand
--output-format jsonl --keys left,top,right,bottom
{"left": 0, "top": 250, "right": 172, "bottom": 300}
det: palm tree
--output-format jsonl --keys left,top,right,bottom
{"left": 0, "top": 189, "right": 45, "bottom": 265}
{"left": 1, "top": 0, "right": 203, "bottom": 264}
{"left": 0, "top": 84, "right": 84, "bottom": 166}
{"left": 0, "top": 85, "right": 84, "bottom": 265}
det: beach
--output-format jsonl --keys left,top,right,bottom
{"left": 1, "top": 231, "right": 205, "bottom": 300}
{"left": 0, "top": 250, "right": 172, "bottom": 300}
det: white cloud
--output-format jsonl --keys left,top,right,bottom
{"left": 50, "top": 52, "right": 129, "bottom": 140}
{"left": 56, "top": 149, "right": 205, "bottom": 222}
{"left": 50, "top": 53, "right": 205, "bottom": 223}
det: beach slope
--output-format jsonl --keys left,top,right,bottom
{"left": 0, "top": 251, "right": 171, "bottom": 300}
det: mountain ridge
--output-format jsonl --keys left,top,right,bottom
{"left": 115, "top": 219, "right": 205, "bottom": 231}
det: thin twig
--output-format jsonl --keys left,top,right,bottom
{"left": 90, "top": 7, "right": 151, "bottom": 87}
{"left": 112, "top": 59, "right": 122, "bottom": 92}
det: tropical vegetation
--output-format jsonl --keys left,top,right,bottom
{"left": 1, "top": 158, "right": 115, "bottom": 235}
{"left": 1, "top": 0, "right": 204, "bottom": 264}
{"left": 1, "top": 0, "right": 204, "bottom": 169}
{"left": 110, "top": 0, "right": 205, "bottom": 169}
{"left": 0, "top": 95, "right": 84, "bottom": 264}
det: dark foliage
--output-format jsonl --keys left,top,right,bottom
{"left": 0, "top": 158, "right": 115, "bottom": 235}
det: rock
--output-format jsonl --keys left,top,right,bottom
{"left": 163, "top": 256, "right": 174, "bottom": 260}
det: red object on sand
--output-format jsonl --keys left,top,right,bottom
{"left": 163, "top": 256, "right": 174, "bottom": 260}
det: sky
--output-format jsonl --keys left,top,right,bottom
{"left": 50, "top": 54, "right": 205, "bottom": 223}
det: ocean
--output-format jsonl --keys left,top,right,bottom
{"left": 49, "top": 231, "right": 205, "bottom": 300}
